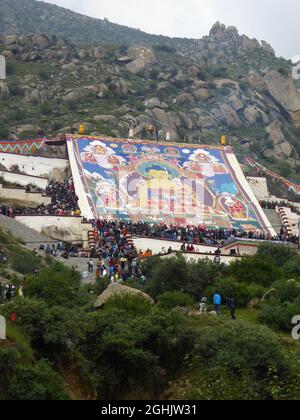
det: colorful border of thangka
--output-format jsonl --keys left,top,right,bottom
{"left": 0, "top": 139, "right": 46, "bottom": 154}
{"left": 67, "top": 136, "right": 275, "bottom": 235}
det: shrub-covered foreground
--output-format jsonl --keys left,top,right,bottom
{"left": 1, "top": 237, "right": 300, "bottom": 400}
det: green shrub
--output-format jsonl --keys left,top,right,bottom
{"left": 230, "top": 255, "right": 283, "bottom": 287}
{"left": 205, "top": 278, "right": 264, "bottom": 307}
{"left": 283, "top": 256, "right": 300, "bottom": 278}
{"left": 26, "top": 264, "right": 81, "bottom": 307}
{"left": 157, "top": 291, "right": 194, "bottom": 310}
{"left": 258, "top": 299, "right": 300, "bottom": 331}
{"left": 193, "top": 321, "right": 291, "bottom": 399}
{"left": 9, "top": 250, "right": 40, "bottom": 275}
{"left": 8, "top": 362, "right": 68, "bottom": 400}
{"left": 272, "top": 279, "right": 300, "bottom": 303}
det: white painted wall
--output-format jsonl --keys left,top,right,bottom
{"left": 160, "top": 252, "right": 240, "bottom": 265}
{"left": 0, "top": 153, "right": 69, "bottom": 178}
{"left": 0, "top": 185, "right": 51, "bottom": 205}
{"left": 247, "top": 177, "right": 270, "bottom": 200}
{"left": 0, "top": 170, "right": 48, "bottom": 189}
{"left": 15, "top": 215, "right": 91, "bottom": 240}
{"left": 133, "top": 237, "right": 218, "bottom": 255}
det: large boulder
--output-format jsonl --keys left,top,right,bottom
{"left": 126, "top": 44, "right": 157, "bottom": 75}
{"left": 94, "top": 283, "right": 154, "bottom": 308}
{"left": 127, "top": 45, "right": 157, "bottom": 65}
{"left": 144, "top": 97, "right": 161, "bottom": 109}
{"left": 126, "top": 58, "right": 146, "bottom": 75}
{"left": 93, "top": 46, "right": 106, "bottom": 60}
{"left": 193, "top": 88, "right": 211, "bottom": 101}
{"left": 175, "top": 93, "right": 195, "bottom": 106}
{"left": 244, "top": 106, "right": 261, "bottom": 124}
{"left": 32, "top": 34, "right": 49, "bottom": 50}
{"left": 264, "top": 121, "right": 293, "bottom": 158}
{"left": 94, "top": 115, "right": 117, "bottom": 123}
{"left": 110, "top": 79, "right": 128, "bottom": 97}
{"left": 264, "top": 71, "right": 300, "bottom": 124}
{"left": 97, "top": 83, "right": 109, "bottom": 99}
{"left": 148, "top": 108, "right": 178, "bottom": 140}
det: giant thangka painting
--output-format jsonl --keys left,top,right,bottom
{"left": 67, "top": 136, "right": 274, "bottom": 233}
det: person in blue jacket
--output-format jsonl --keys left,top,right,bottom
{"left": 213, "top": 292, "right": 222, "bottom": 316}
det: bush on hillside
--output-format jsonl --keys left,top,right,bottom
{"left": 230, "top": 255, "right": 283, "bottom": 287}
{"left": 205, "top": 277, "right": 265, "bottom": 307}
{"left": 192, "top": 321, "right": 293, "bottom": 399}
{"left": 157, "top": 291, "right": 194, "bottom": 310}
{"left": 258, "top": 299, "right": 300, "bottom": 332}
{"left": 79, "top": 297, "right": 195, "bottom": 399}
{"left": 257, "top": 243, "right": 297, "bottom": 267}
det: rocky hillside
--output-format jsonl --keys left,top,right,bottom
{"left": 1, "top": 1, "right": 300, "bottom": 177}
{"left": 0, "top": 0, "right": 180, "bottom": 46}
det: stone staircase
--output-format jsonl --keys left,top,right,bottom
{"left": 262, "top": 209, "right": 282, "bottom": 234}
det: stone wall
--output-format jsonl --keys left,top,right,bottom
{"left": 0, "top": 153, "right": 69, "bottom": 180}
{"left": 15, "top": 215, "right": 92, "bottom": 244}
{"left": 0, "top": 170, "right": 48, "bottom": 189}
{"left": 0, "top": 184, "right": 51, "bottom": 205}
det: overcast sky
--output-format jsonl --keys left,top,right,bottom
{"left": 45, "top": 0, "right": 299, "bottom": 58}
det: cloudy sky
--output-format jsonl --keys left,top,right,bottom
{"left": 45, "top": 0, "right": 298, "bottom": 58}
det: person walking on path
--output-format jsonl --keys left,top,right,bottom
{"left": 227, "top": 297, "right": 237, "bottom": 320}
{"left": 213, "top": 292, "right": 222, "bottom": 316}
{"left": 199, "top": 297, "right": 207, "bottom": 315}
{"left": 88, "top": 259, "right": 94, "bottom": 273}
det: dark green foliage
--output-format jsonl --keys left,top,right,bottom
{"left": 79, "top": 296, "right": 195, "bottom": 399}
{"left": 0, "top": 347, "right": 67, "bottom": 400}
{"left": 258, "top": 299, "right": 300, "bottom": 332}
{"left": 142, "top": 256, "right": 228, "bottom": 300}
{"left": 230, "top": 255, "right": 283, "bottom": 287}
{"left": 143, "top": 255, "right": 189, "bottom": 298}
{"left": 7, "top": 362, "right": 68, "bottom": 400}
{"left": 26, "top": 263, "right": 81, "bottom": 307}
{"left": 192, "top": 321, "right": 292, "bottom": 399}
{"left": 257, "top": 243, "right": 297, "bottom": 267}
{"left": 9, "top": 249, "right": 41, "bottom": 275}
{"left": 0, "top": 127, "right": 9, "bottom": 139}
{"left": 205, "top": 277, "right": 265, "bottom": 307}
{"left": 283, "top": 256, "right": 300, "bottom": 278}
{"left": 157, "top": 291, "right": 194, "bottom": 310}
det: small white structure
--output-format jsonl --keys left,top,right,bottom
{"left": 0, "top": 315, "right": 6, "bottom": 340}
{"left": 0, "top": 55, "right": 6, "bottom": 80}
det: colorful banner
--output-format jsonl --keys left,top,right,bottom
{"left": 67, "top": 136, "right": 274, "bottom": 233}
{"left": 0, "top": 139, "right": 46, "bottom": 154}
{"left": 245, "top": 157, "right": 300, "bottom": 196}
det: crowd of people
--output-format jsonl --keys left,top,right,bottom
{"left": 259, "top": 200, "right": 300, "bottom": 215}
{"left": 86, "top": 220, "right": 299, "bottom": 246}
{"left": 89, "top": 219, "right": 143, "bottom": 283}
{"left": 0, "top": 179, "right": 80, "bottom": 217}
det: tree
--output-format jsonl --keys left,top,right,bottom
{"left": 257, "top": 243, "right": 297, "bottom": 267}
{"left": 230, "top": 255, "right": 283, "bottom": 287}
{"left": 144, "top": 255, "right": 189, "bottom": 298}
{"left": 26, "top": 263, "right": 81, "bottom": 307}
